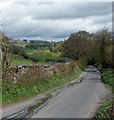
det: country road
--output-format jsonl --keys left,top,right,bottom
{"left": 2, "top": 66, "right": 110, "bottom": 119}
{"left": 31, "top": 66, "right": 110, "bottom": 118}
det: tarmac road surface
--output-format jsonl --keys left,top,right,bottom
{"left": 31, "top": 66, "right": 110, "bottom": 118}
{"left": 2, "top": 66, "right": 110, "bottom": 119}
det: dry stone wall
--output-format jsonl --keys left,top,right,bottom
{"left": 3, "top": 61, "right": 78, "bottom": 85}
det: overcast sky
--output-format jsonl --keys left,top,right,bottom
{"left": 0, "top": 0, "right": 112, "bottom": 41}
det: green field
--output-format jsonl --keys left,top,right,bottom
{"left": 11, "top": 56, "right": 56, "bottom": 65}
{"left": 11, "top": 53, "right": 66, "bottom": 66}
{"left": 28, "top": 54, "right": 66, "bottom": 62}
{"left": 24, "top": 49, "right": 36, "bottom": 54}
{"left": 13, "top": 43, "right": 27, "bottom": 47}
{"left": 25, "top": 49, "right": 62, "bottom": 57}
{"left": 11, "top": 47, "right": 66, "bottom": 65}
{"left": 10, "top": 40, "right": 66, "bottom": 66}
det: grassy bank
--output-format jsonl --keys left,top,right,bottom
{"left": 95, "top": 99, "right": 113, "bottom": 119}
{"left": 2, "top": 68, "right": 83, "bottom": 104}
{"left": 95, "top": 68, "right": 113, "bottom": 119}
{"left": 101, "top": 68, "right": 113, "bottom": 88}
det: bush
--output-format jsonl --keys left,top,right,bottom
{"left": 11, "top": 46, "right": 28, "bottom": 59}
{"left": 101, "top": 68, "right": 113, "bottom": 87}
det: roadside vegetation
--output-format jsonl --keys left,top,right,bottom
{"left": 95, "top": 99, "right": 113, "bottom": 119}
{"left": 100, "top": 68, "right": 113, "bottom": 88}
{"left": 2, "top": 68, "right": 83, "bottom": 104}
{"left": 95, "top": 68, "right": 113, "bottom": 119}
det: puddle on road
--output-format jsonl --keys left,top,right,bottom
{"left": 19, "top": 94, "right": 53, "bottom": 119}
{"left": 19, "top": 78, "right": 84, "bottom": 119}
{"left": 4, "top": 76, "right": 85, "bottom": 119}
{"left": 19, "top": 82, "right": 80, "bottom": 119}
{"left": 68, "top": 82, "right": 76, "bottom": 86}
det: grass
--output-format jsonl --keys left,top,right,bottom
{"left": 24, "top": 49, "right": 36, "bottom": 54}
{"left": 2, "top": 68, "right": 83, "bottom": 104}
{"left": 11, "top": 48, "right": 66, "bottom": 66}
{"left": 13, "top": 43, "right": 27, "bottom": 48}
{"left": 95, "top": 68, "right": 113, "bottom": 119}
{"left": 11, "top": 56, "right": 34, "bottom": 65}
{"left": 11, "top": 56, "right": 56, "bottom": 66}
{"left": 25, "top": 49, "right": 66, "bottom": 61}
{"left": 11, "top": 50, "right": 66, "bottom": 66}
{"left": 100, "top": 68, "right": 113, "bottom": 88}
{"left": 95, "top": 99, "right": 113, "bottom": 119}
{"left": 26, "top": 49, "right": 62, "bottom": 57}
{"left": 28, "top": 54, "right": 66, "bottom": 62}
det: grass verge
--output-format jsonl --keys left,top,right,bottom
{"left": 95, "top": 68, "right": 113, "bottom": 119}
{"left": 95, "top": 99, "right": 113, "bottom": 119}
{"left": 100, "top": 68, "right": 113, "bottom": 88}
{"left": 2, "top": 68, "right": 83, "bottom": 104}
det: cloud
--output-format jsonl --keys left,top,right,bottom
{"left": 0, "top": 0, "right": 112, "bottom": 40}
{"left": 31, "top": 2, "right": 111, "bottom": 20}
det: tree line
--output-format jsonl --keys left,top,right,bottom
{"left": 62, "top": 28, "right": 113, "bottom": 68}
{"left": 1, "top": 27, "right": 113, "bottom": 76}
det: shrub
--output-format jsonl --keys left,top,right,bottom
{"left": 11, "top": 47, "right": 28, "bottom": 59}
